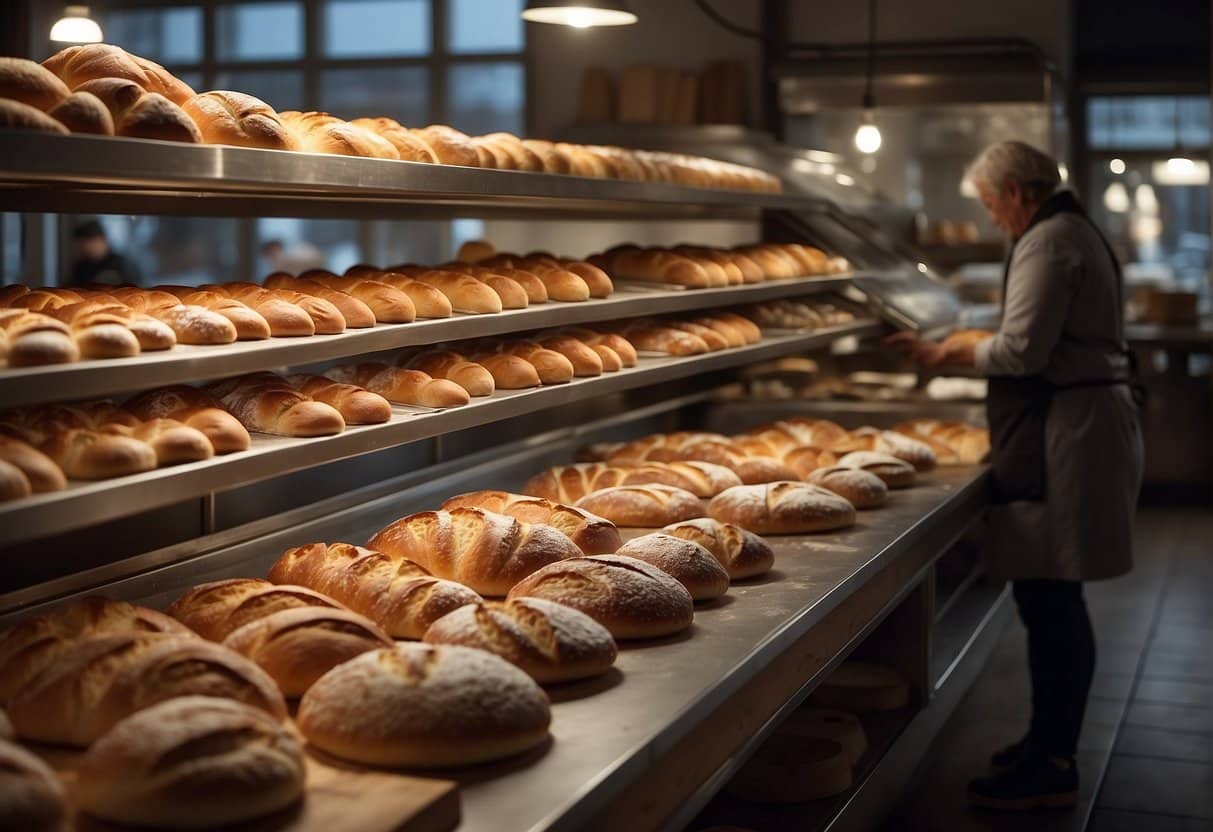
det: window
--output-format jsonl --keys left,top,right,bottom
{"left": 448, "top": 0, "right": 523, "bottom": 53}
{"left": 447, "top": 62, "right": 524, "bottom": 136}
{"left": 324, "top": 0, "right": 430, "bottom": 57}
{"left": 103, "top": 7, "right": 203, "bottom": 64}
{"left": 215, "top": 2, "right": 304, "bottom": 61}
{"left": 319, "top": 67, "right": 429, "bottom": 124}
{"left": 214, "top": 70, "right": 306, "bottom": 111}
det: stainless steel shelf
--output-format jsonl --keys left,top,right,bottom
{"left": 0, "top": 276, "right": 854, "bottom": 409}
{"left": 0, "top": 133, "right": 826, "bottom": 220}
{"left": 0, "top": 320, "right": 882, "bottom": 547}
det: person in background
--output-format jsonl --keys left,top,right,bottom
{"left": 68, "top": 220, "right": 143, "bottom": 286}
{"left": 890, "top": 141, "right": 1143, "bottom": 811}
{"left": 258, "top": 239, "right": 285, "bottom": 276}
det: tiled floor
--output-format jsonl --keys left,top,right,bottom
{"left": 889, "top": 508, "right": 1213, "bottom": 832}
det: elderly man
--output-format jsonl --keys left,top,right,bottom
{"left": 894, "top": 141, "right": 1143, "bottom": 810}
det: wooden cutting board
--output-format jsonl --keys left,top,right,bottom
{"left": 36, "top": 743, "right": 461, "bottom": 832}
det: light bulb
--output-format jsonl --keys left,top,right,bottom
{"left": 521, "top": 4, "right": 638, "bottom": 27}
{"left": 50, "top": 6, "right": 102, "bottom": 43}
{"left": 1135, "top": 184, "right": 1159, "bottom": 214}
{"left": 1166, "top": 157, "right": 1196, "bottom": 175}
{"left": 1058, "top": 163, "right": 1069, "bottom": 183}
{"left": 855, "top": 123, "right": 882, "bottom": 154}
{"left": 1109, "top": 158, "right": 1126, "bottom": 175}
{"left": 566, "top": 8, "right": 593, "bottom": 27}
{"left": 1102, "top": 181, "right": 1130, "bottom": 213}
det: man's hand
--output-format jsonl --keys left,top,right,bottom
{"left": 884, "top": 330, "right": 980, "bottom": 368}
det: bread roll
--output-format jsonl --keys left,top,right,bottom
{"left": 441, "top": 490, "right": 621, "bottom": 555}
{"left": 617, "top": 322, "right": 708, "bottom": 355}
{"left": 778, "top": 707, "right": 867, "bottom": 765}
{"left": 205, "top": 373, "right": 345, "bottom": 437}
{"left": 708, "top": 482, "right": 855, "bottom": 534}
{"left": 279, "top": 110, "right": 399, "bottom": 158}
{"left": 557, "top": 259, "right": 613, "bottom": 298}
{"left": 266, "top": 273, "right": 376, "bottom": 328}
{"left": 123, "top": 385, "right": 251, "bottom": 454}
{"left": 45, "top": 89, "right": 113, "bottom": 134}
{"left": 324, "top": 362, "right": 469, "bottom": 408}
{"left": 75, "top": 78, "right": 201, "bottom": 143}
{"left": 573, "top": 484, "right": 704, "bottom": 527}
{"left": 410, "top": 269, "right": 502, "bottom": 313}
{"left": 368, "top": 507, "right": 583, "bottom": 597}
{"left": 836, "top": 451, "right": 916, "bottom": 489}
{"left": 226, "top": 281, "right": 347, "bottom": 333}
{"left": 405, "top": 349, "right": 496, "bottom": 396}
{"left": 456, "top": 239, "right": 495, "bottom": 263}
{"left": 344, "top": 265, "right": 453, "bottom": 318}
{"left": 0, "top": 436, "right": 59, "bottom": 493}
{"left": 412, "top": 124, "right": 480, "bottom": 167}
{"left": 508, "top": 554, "right": 694, "bottom": 639}
{"left": 0, "top": 57, "right": 70, "bottom": 110}
{"left": 43, "top": 44, "right": 196, "bottom": 104}
{"left": 461, "top": 265, "right": 548, "bottom": 303}
{"left": 809, "top": 661, "right": 910, "bottom": 713}
{"left": 150, "top": 302, "right": 239, "bottom": 344}
{"left": 297, "top": 643, "right": 551, "bottom": 767}
{"left": 103, "top": 417, "right": 215, "bottom": 466}
{"left": 172, "top": 289, "right": 271, "bottom": 340}
{"left": 833, "top": 428, "right": 937, "bottom": 472}
{"left": 350, "top": 117, "right": 437, "bottom": 162}
{"left": 224, "top": 606, "right": 392, "bottom": 697}
{"left": 8, "top": 633, "right": 286, "bottom": 746}
{"left": 424, "top": 598, "right": 617, "bottom": 684}
{"left": 285, "top": 373, "right": 392, "bottom": 425}
{"left": 268, "top": 542, "right": 483, "bottom": 639}
{"left": 725, "top": 734, "right": 852, "bottom": 803}
{"left": 38, "top": 427, "right": 157, "bottom": 479}
{"left": 76, "top": 696, "right": 304, "bottom": 830}
{"left": 494, "top": 343, "right": 573, "bottom": 385}
{"left": 615, "top": 533, "right": 729, "bottom": 601}
{"left": 661, "top": 517, "right": 774, "bottom": 579}
{"left": 592, "top": 343, "right": 623, "bottom": 372}
{"left": 808, "top": 465, "right": 888, "bottom": 508}
{"left": 537, "top": 335, "right": 603, "bottom": 377}
{"left": 182, "top": 90, "right": 298, "bottom": 150}
{"left": 0, "top": 98, "right": 68, "bottom": 134}
{"left": 0, "top": 738, "right": 66, "bottom": 832}
{"left": 0, "top": 460, "right": 30, "bottom": 502}
{"left": 168, "top": 577, "right": 346, "bottom": 641}
{"left": 472, "top": 351, "right": 542, "bottom": 389}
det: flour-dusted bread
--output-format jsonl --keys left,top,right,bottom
{"left": 708, "top": 482, "right": 855, "bottom": 534}
{"left": 368, "top": 507, "right": 583, "bottom": 596}
{"left": 808, "top": 465, "right": 889, "bottom": 509}
{"left": 75, "top": 696, "right": 304, "bottom": 830}
{"left": 267, "top": 542, "right": 482, "bottom": 640}
{"left": 0, "top": 738, "right": 66, "bottom": 832}
{"left": 508, "top": 554, "right": 694, "bottom": 639}
{"left": 297, "top": 643, "right": 551, "bottom": 767}
{"left": 424, "top": 598, "right": 617, "bottom": 684}
{"left": 522, "top": 460, "right": 740, "bottom": 503}
{"left": 441, "top": 490, "right": 622, "bottom": 554}
{"left": 660, "top": 517, "right": 774, "bottom": 579}
{"left": 809, "top": 660, "right": 911, "bottom": 713}
{"left": 223, "top": 606, "right": 393, "bottom": 697}
{"left": 167, "top": 577, "right": 346, "bottom": 641}
{"left": 8, "top": 633, "right": 286, "bottom": 746}
{"left": 836, "top": 451, "right": 917, "bottom": 489}
{"left": 832, "top": 428, "right": 937, "bottom": 472}
{"left": 615, "top": 533, "right": 730, "bottom": 601}
{"left": 574, "top": 484, "right": 704, "bottom": 527}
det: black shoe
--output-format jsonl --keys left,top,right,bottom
{"left": 967, "top": 756, "right": 1078, "bottom": 811}
{"left": 990, "top": 735, "right": 1031, "bottom": 774}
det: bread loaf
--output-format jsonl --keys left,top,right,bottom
{"left": 495, "top": 342, "right": 574, "bottom": 384}
{"left": 368, "top": 507, "right": 583, "bottom": 596}
{"left": 350, "top": 117, "right": 437, "bottom": 162}
{"left": 0, "top": 738, "right": 66, "bottom": 832}
{"left": 507, "top": 554, "right": 694, "bottom": 639}
{"left": 836, "top": 451, "right": 916, "bottom": 489}
{"left": 197, "top": 283, "right": 313, "bottom": 336}
{"left": 0, "top": 461, "right": 30, "bottom": 502}
{"left": 43, "top": 43, "right": 196, "bottom": 104}
{"left": 8, "top": 633, "right": 286, "bottom": 746}
{"left": 182, "top": 90, "right": 298, "bottom": 150}
{"left": 344, "top": 265, "right": 453, "bottom": 318}
{"left": 617, "top": 322, "right": 708, "bottom": 355}
{"left": 573, "top": 483, "right": 704, "bottom": 527}
{"left": 456, "top": 240, "right": 495, "bottom": 263}
{"left": 38, "top": 427, "right": 157, "bottom": 479}
{"left": 441, "top": 490, "right": 622, "bottom": 554}
{"left": 149, "top": 302, "right": 239, "bottom": 344}
{"left": 537, "top": 335, "right": 604, "bottom": 377}
{"left": 424, "top": 598, "right": 617, "bottom": 684}
{"left": 264, "top": 273, "right": 376, "bottom": 328}
{"left": 0, "top": 437, "right": 64, "bottom": 493}
{"left": 782, "top": 444, "right": 839, "bottom": 479}
{"left": 405, "top": 349, "right": 496, "bottom": 396}
{"left": 297, "top": 643, "right": 551, "bottom": 767}
{"left": 74, "top": 78, "right": 201, "bottom": 143}
{"left": 833, "top": 428, "right": 937, "bottom": 472}
{"left": 0, "top": 57, "right": 70, "bottom": 110}
{"left": 1, "top": 312, "right": 79, "bottom": 364}
{"left": 123, "top": 385, "right": 251, "bottom": 454}
{"left": 808, "top": 465, "right": 888, "bottom": 508}
{"left": 205, "top": 373, "right": 345, "bottom": 436}
{"left": 268, "top": 542, "right": 483, "bottom": 639}
{"left": 168, "top": 577, "right": 346, "bottom": 641}
{"left": 462, "top": 265, "right": 548, "bottom": 303}
{"left": 409, "top": 269, "right": 502, "bottom": 313}
{"left": 615, "top": 533, "right": 729, "bottom": 601}
{"left": 661, "top": 517, "right": 774, "bottom": 579}
{"left": 412, "top": 124, "right": 480, "bottom": 167}
{"left": 49, "top": 89, "right": 114, "bottom": 135}
{"left": 226, "top": 281, "right": 347, "bottom": 333}
{"left": 224, "top": 606, "right": 392, "bottom": 696}
{"left": 778, "top": 707, "right": 867, "bottom": 765}
{"left": 285, "top": 373, "right": 392, "bottom": 424}
{"left": 0, "top": 99, "right": 67, "bottom": 133}
{"left": 725, "top": 734, "right": 852, "bottom": 803}
{"left": 75, "top": 696, "right": 304, "bottom": 830}
{"left": 809, "top": 661, "right": 910, "bottom": 712}
{"left": 279, "top": 110, "right": 399, "bottom": 158}
{"left": 594, "top": 247, "right": 712, "bottom": 288}
{"left": 471, "top": 351, "right": 542, "bottom": 389}
{"left": 325, "top": 362, "right": 469, "bottom": 408}
{"left": 102, "top": 417, "right": 215, "bottom": 466}
{"left": 168, "top": 289, "right": 270, "bottom": 340}
{"left": 708, "top": 482, "right": 856, "bottom": 534}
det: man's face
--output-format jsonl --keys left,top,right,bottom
{"left": 976, "top": 179, "right": 1036, "bottom": 239}
{"left": 76, "top": 234, "right": 108, "bottom": 261}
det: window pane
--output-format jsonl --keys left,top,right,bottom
{"left": 214, "top": 70, "right": 305, "bottom": 112}
{"left": 447, "top": 62, "right": 523, "bottom": 135}
{"left": 324, "top": 0, "right": 430, "bottom": 58}
{"left": 449, "top": 0, "right": 523, "bottom": 53}
{"left": 104, "top": 7, "right": 203, "bottom": 65}
{"left": 216, "top": 2, "right": 304, "bottom": 61}
{"left": 320, "top": 67, "right": 429, "bottom": 124}
{"left": 257, "top": 218, "right": 361, "bottom": 275}
{"left": 1087, "top": 95, "right": 1211, "bottom": 150}
{"left": 68, "top": 216, "right": 241, "bottom": 287}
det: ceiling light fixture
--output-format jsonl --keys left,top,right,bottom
{"left": 853, "top": 0, "right": 881, "bottom": 154}
{"left": 521, "top": 1, "right": 636, "bottom": 28}
{"left": 1109, "top": 158, "right": 1126, "bottom": 175}
{"left": 50, "top": 5, "right": 102, "bottom": 43}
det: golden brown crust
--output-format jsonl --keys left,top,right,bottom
{"left": 708, "top": 481, "right": 856, "bottom": 534}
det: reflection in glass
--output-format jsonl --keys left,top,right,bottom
{"left": 447, "top": 62, "right": 523, "bottom": 136}
{"left": 449, "top": 0, "right": 524, "bottom": 53}
{"left": 216, "top": 2, "right": 304, "bottom": 61}
{"left": 324, "top": 0, "right": 430, "bottom": 57}
{"left": 320, "top": 67, "right": 429, "bottom": 124}
{"left": 104, "top": 7, "right": 203, "bottom": 64}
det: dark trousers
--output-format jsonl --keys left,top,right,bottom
{"left": 1012, "top": 579, "right": 1096, "bottom": 759}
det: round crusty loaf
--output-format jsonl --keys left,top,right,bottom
{"left": 0, "top": 595, "right": 195, "bottom": 704}
{"left": 440, "top": 490, "right": 622, "bottom": 555}
{"left": 660, "top": 517, "right": 774, "bottom": 580}
{"left": 836, "top": 451, "right": 917, "bottom": 489}
{"left": 708, "top": 482, "right": 855, "bottom": 534}
{"left": 615, "top": 533, "right": 730, "bottom": 602}
{"left": 167, "top": 577, "right": 346, "bottom": 641}
{"left": 0, "top": 738, "right": 65, "bottom": 832}
{"left": 832, "top": 428, "right": 937, "bottom": 472}
{"left": 423, "top": 597, "right": 617, "bottom": 684}
{"left": 297, "top": 643, "right": 551, "bottom": 767}
{"left": 507, "top": 554, "right": 694, "bottom": 639}
{"left": 0, "top": 57, "right": 70, "bottom": 111}
{"left": 725, "top": 734, "right": 852, "bottom": 803}
{"left": 777, "top": 707, "right": 867, "bottom": 765}
{"left": 223, "top": 606, "right": 393, "bottom": 697}
{"left": 573, "top": 484, "right": 704, "bottom": 528}
{"left": 808, "top": 465, "right": 889, "bottom": 509}
{"left": 75, "top": 696, "right": 304, "bottom": 829}
{"left": 8, "top": 633, "right": 287, "bottom": 746}
{"left": 809, "top": 661, "right": 911, "bottom": 713}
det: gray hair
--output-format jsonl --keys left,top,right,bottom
{"left": 964, "top": 141, "right": 1062, "bottom": 202}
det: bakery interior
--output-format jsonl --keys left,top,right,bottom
{"left": 0, "top": 0, "right": 1210, "bottom": 830}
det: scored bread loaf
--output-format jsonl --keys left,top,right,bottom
{"left": 205, "top": 373, "right": 345, "bottom": 437}
{"left": 661, "top": 517, "right": 775, "bottom": 580}
{"left": 833, "top": 428, "right": 937, "bottom": 472}
{"left": 100, "top": 417, "right": 215, "bottom": 466}
{"left": 406, "top": 269, "right": 502, "bottom": 314}
{"left": 38, "top": 427, "right": 158, "bottom": 480}
{"left": 295, "top": 271, "right": 417, "bottom": 322}
{"left": 223, "top": 606, "right": 392, "bottom": 697}
{"left": 324, "top": 362, "right": 470, "bottom": 408}
{"left": 836, "top": 451, "right": 916, "bottom": 489}
{"left": 0, "top": 738, "right": 66, "bottom": 832}
{"left": 193, "top": 284, "right": 312, "bottom": 337}
{"left": 808, "top": 465, "right": 888, "bottom": 508}
{"left": 8, "top": 633, "right": 286, "bottom": 746}
{"left": 285, "top": 373, "right": 392, "bottom": 425}
{"left": 440, "top": 490, "right": 622, "bottom": 554}
{"left": 75, "top": 696, "right": 304, "bottom": 830}
{"left": 147, "top": 302, "right": 239, "bottom": 344}
{"left": 368, "top": 507, "right": 583, "bottom": 596}
{"left": 404, "top": 349, "right": 496, "bottom": 397}
{"left": 167, "top": 577, "right": 346, "bottom": 641}
{"left": 264, "top": 273, "right": 376, "bottom": 328}
{"left": 182, "top": 90, "right": 299, "bottom": 151}
{"left": 523, "top": 460, "right": 741, "bottom": 502}
{"left": 574, "top": 484, "right": 704, "bottom": 527}
{"left": 123, "top": 385, "right": 251, "bottom": 454}
{"left": 279, "top": 110, "right": 399, "bottom": 158}
{"left": 344, "top": 265, "right": 453, "bottom": 318}
{"left": 350, "top": 117, "right": 437, "bottom": 162}
{"left": 508, "top": 554, "right": 694, "bottom": 639}
{"left": 708, "top": 482, "right": 856, "bottom": 534}
{"left": 615, "top": 533, "right": 730, "bottom": 601}
{"left": 224, "top": 282, "right": 346, "bottom": 334}
{"left": 268, "top": 542, "right": 483, "bottom": 639}
{"left": 156, "top": 288, "right": 271, "bottom": 340}
{"left": 297, "top": 643, "right": 551, "bottom": 767}
{"left": 42, "top": 43, "right": 196, "bottom": 104}
{"left": 423, "top": 598, "right": 617, "bottom": 684}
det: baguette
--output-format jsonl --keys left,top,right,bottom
{"left": 268, "top": 542, "right": 483, "bottom": 639}
{"left": 537, "top": 335, "right": 604, "bottom": 377}
{"left": 295, "top": 271, "right": 416, "bottom": 322}
{"left": 345, "top": 265, "right": 453, "bottom": 318}
{"left": 149, "top": 302, "right": 239, "bottom": 344}
{"left": 522, "top": 460, "right": 740, "bottom": 502}
{"left": 38, "top": 427, "right": 157, "bottom": 479}
{"left": 285, "top": 373, "right": 392, "bottom": 424}
{"left": 617, "top": 322, "right": 708, "bottom": 355}
{"left": 324, "top": 362, "right": 469, "bottom": 408}
{"left": 168, "top": 577, "right": 347, "bottom": 641}
{"left": 227, "top": 282, "right": 346, "bottom": 334}
{"left": 494, "top": 343, "right": 573, "bottom": 384}
{"left": 205, "top": 373, "right": 345, "bottom": 436}
{"left": 350, "top": 117, "right": 437, "bottom": 162}
{"left": 100, "top": 417, "right": 214, "bottom": 466}
{"left": 708, "top": 482, "right": 856, "bottom": 533}
{"left": 170, "top": 290, "right": 271, "bottom": 340}
{"left": 123, "top": 385, "right": 251, "bottom": 454}
{"left": 264, "top": 273, "right": 376, "bottom": 328}
{"left": 404, "top": 349, "right": 496, "bottom": 396}
{"left": 660, "top": 517, "right": 775, "bottom": 579}
{"left": 573, "top": 484, "right": 704, "bottom": 527}
{"left": 616, "top": 532, "right": 729, "bottom": 601}
{"left": 279, "top": 110, "right": 399, "bottom": 158}
{"left": 407, "top": 269, "right": 502, "bottom": 314}
{"left": 368, "top": 507, "right": 584, "bottom": 596}
{"left": 441, "top": 490, "right": 622, "bottom": 554}
{"left": 471, "top": 351, "right": 542, "bottom": 389}
{"left": 199, "top": 284, "right": 314, "bottom": 337}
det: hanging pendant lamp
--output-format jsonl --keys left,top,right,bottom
{"left": 521, "top": 1, "right": 637, "bottom": 28}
